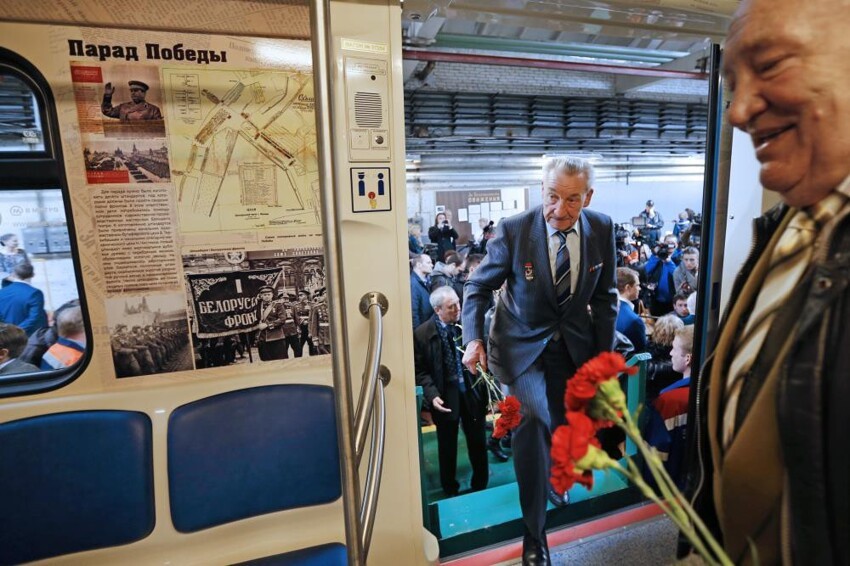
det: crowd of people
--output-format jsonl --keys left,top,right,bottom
{"left": 0, "top": 250, "right": 85, "bottom": 375}
{"left": 407, "top": 158, "right": 703, "bottom": 564}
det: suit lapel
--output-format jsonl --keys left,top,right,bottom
{"left": 529, "top": 208, "right": 557, "bottom": 309}
{"left": 574, "top": 212, "right": 592, "bottom": 298}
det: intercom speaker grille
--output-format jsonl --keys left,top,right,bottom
{"left": 354, "top": 92, "right": 383, "bottom": 128}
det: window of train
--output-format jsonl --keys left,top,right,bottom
{"left": 0, "top": 49, "right": 89, "bottom": 395}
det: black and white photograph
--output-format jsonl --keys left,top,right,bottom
{"left": 183, "top": 248, "right": 330, "bottom": 369}
{"left": 84, "top": 140, "right": 171, "bottom": 185}
{"left": 105, "top": 293, "right": 193, "bottom": 378}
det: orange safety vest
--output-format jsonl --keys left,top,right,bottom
{"left": 42, "top": 342, "right": 84, "bottom": 369}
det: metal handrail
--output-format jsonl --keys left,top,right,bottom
{"left": 354, "top": 293, "right": 388, "bottom": 464}
{"left": 355, "top": 293, "right": 390, "bottom": 559}
{"left": 310, "top": 1, "right": 362, "bottom": 563}
{"left": 360, "top": 370, "right": 388, "bottom": 557}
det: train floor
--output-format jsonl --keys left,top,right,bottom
{"left": 499, "top": 515, "right": 688, "bottom": 566}
{"left": 422, "top": 423, "right": 703, "bottom": 565}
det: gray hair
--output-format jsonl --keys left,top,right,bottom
{"left": 542, "top": 155, "right": 595, "bottom": 187}
{"left": 429, "top": 286, "right": 458, "bottom": 310}
{"left": 57, "top": 306, "right": 85, "bottom": 338}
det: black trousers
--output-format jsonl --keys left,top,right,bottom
{"left": 432, "top": 383, "right": 488, "bottom": 496}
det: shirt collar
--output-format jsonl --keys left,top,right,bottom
{"left": 804, "top": 172, "right": 850, "bottom": 228}
{"left": 544, "top": 215, "right": 582, "bottom": 239}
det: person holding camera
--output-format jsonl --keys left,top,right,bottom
{"left": 429, "top": 212, "right": 459, "bottom": 262}
{"left": 639, "top": 200, "right": 664, "bottom": 248}
{"left": 615, "top": 225, "right": 639, "bottom": 267}
{"left": 644, "top": 240, "right": 677, "bottom": 316}
{"left": 473, "top": 217, "right": 495, "bottom": 254}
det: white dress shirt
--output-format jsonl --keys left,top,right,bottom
{"left": 546, "top": 219, "right": 581, "bottom": 293}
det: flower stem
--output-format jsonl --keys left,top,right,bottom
{"left": 609, "top": 460, "right": 715, "bottom": 563}
{"left": 601, "top": 401, "right": 732, "bottom": 566}
{"left": 619, "top": 409, "right": 732, "bottom": 566}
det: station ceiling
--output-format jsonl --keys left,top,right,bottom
{"left": 401, "top": 0, "right": 735, "bottom": 86}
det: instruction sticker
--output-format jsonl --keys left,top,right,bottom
{"left": 350, "top": 167, "right": 391, "bottom": 213}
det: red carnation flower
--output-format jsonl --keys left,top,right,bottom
{"left": 565, "top": 372, "right": 598, "bottom": 412}
{"left": 549, "top": 411, "right": 599, "bottom": 493}
{"left": 493, "top": 395, "right": 522, "bottom": 439}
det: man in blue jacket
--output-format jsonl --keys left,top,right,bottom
{"left": 410, "top": 253, "right": 433, "bottom": 329}
{"left": 0, "top": 263, "right": 47, "bottom": 336}
{"left": 615, "top": 267, "right": 647, "bottom": 352}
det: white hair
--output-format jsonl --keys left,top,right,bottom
{"left": 542, "top": 155, "right": 595, "bottom": 187}
{"left": 429, "top": 286, "right": 458, "bottom": 310}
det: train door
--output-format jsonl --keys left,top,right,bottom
{"left": 0, "top": 2, "right": 431, "bottom": 565}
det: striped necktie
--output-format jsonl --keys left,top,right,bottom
{"left": 721, "top": 209, "right": 817, "bottom": 448}
{"left": 555, "top": 229, "right": 575, "bottom": 307}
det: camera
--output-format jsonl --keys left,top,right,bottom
{"left": 615, "top": 224, "right": 630, "bottom": 244}
{"left": 482, "top": 220, "right": 494, "bottom": 235}
{"left": 655, "top": 242, "right": 676, "bottom": 260}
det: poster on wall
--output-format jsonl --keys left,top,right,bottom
{"left": 70, "top": 61, "right": 171, "bottom": 190}
{"left": 54, "top": 28, "right": 325, "bottom": 379}
{"left": 182, "top": 245, "right": 329, "bottom": 370}
{"left": 105, "top": 293, "right": 194, "bottom": 378}
{"left": 162, "top": 67, "right": 318, "bottom": 232}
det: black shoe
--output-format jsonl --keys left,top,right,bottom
{"left": 547, "top": 486, "right": 570, "bottom": 507}
{"left": 487, "top": 436, "right": 509, "bottom": 462}
{"left": 500, "top": 434, "right": 512, "bottom": 450}
{"left": 522, "top": 531, "right": 551, "bottom": 566}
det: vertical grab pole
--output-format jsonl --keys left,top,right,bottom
{"left": 310, "top": 1, "right": 364, "bottom": 564}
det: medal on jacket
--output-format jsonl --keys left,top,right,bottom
{"left": 524, "top": 262, "right": 534, "bottom": 281}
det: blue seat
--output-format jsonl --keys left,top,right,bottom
{"left": 234, "top": 542, "right": 347, "bottom": 565}
{"left": 168, "top": 384, "right": 342, "bottom": 532}
{"left": 0, "top": 410, "right": 155, "bottom": 566}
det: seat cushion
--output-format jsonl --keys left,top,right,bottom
{"left": 0, "top": 410, "right": 155, "bottom": 566}
{"left": 234, "top": 543, "right": 347, "bottom": 565}
{"left": 168, "top": 384, "right": 341, "bottom": 532}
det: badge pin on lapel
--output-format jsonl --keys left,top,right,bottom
{"left": 524, "top": 262, "right": 534, "bottom": 281}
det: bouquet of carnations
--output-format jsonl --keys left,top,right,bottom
{"left": 550, "top": 352, "right": 732, "bottom": 566}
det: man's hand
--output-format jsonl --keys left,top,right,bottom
{"left": 104, "top": 82, "right": 115, "bottom": 96}
{"left": 431, "top": 396, "right": 452, "bottom": 413}
{"left": 462, "top": 339, "right": 487, "bottom": 374}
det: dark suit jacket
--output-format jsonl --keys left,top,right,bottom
{"left": 0, "top": 281, "right": 47, "bottom": 336}
{"left": 616, "top": 299, "right": 647, "bottom": 352}
{"left": 0, "top": 358, "right": 40, "bottom": 375}
{"left": 410, "top": 272, "right": 432, "bottom": 329}
{"left": 414, "top": 316, "right": 485, "bottom": 418}
{"left": 462, "top": 206, "right": 618, "bottom": 383}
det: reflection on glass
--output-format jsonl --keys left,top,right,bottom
{"left": 0, "top": 73, "right": 45, "bottom": 152}
{"left": 0, "top": 189, "right": 83, "bottom": 379}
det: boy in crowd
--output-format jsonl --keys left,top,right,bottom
{"left": 645, "top": 325, "right": 693, "bottom": 489}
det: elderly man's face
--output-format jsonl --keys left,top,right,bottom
{"left": 129, "top": 87, "right": 146, "bottom": 103}
{"left": 542, "top": 171, "right": 593, "bottom": 231}
{"left": 435, "top": 293, "right": 461, "bottom": 324}
{"left": 723, "top": 0, "right": 850, "bottom": 207}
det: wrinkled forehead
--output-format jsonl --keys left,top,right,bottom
{"left": 542, "top": 170, "right": 590, "bottom": 195}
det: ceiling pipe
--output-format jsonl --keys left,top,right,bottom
{"left": 403, "top": 49, "right": 709, "bottom": 80}
{"left": 433, "top": 33, "right": 690, "bottom": 64}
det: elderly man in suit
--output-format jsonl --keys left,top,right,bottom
{"left": 462, "top": 155, "right": 617, "bottom": 565}
{"left": 415, "top": 286, "right": 488, "bottom": 497}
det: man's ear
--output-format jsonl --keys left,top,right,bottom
{"left": 583, "top": 188, "right": 594, "bottom": 207}
{"left": 0, "top": 348, "right": 9, "bottom": 362}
